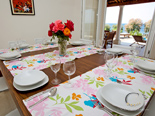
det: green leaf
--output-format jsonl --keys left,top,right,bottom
{"left": 98, "top": 83, "right": 104, "bottom": 87}
{"left": 128, "top": 62, "right": 133, "bottom": 66}
{"left": 65, "top": 104, "right": 72, "bottom": 113}
{"left": 123, "top": 61, "right": 127, "bottom": 64}
{"left": 147, "top": 92, "right": 151, "bottom": 96}
{"left": 150, "top": 90, "right": 153, "bottom": 94}
{"left": 118, "top": 71, "right": 124, "bottom": 75}
{"left": 112, "top": 112, "right": 120, "bottom": 116}
{"left": 61, "top": 98, "right": 64, "bottom": 103}
{"left": 49, "top": 97, "right": 56, "bottom": 101}
{"left": 68, "top": 104, "right": 84, "bottom": 111}
{"left": 56, "top": 94, "right": 60, "bottom": 100}
{"left": 85, "top": 78, "right": 89, "bottom": 80}
{"left": 125, "top": 72, "right": 128, "bottom": 74}
{"left": 68, "top": 101, "right": 79, "bottom": 105}
{"left": 86, "top": 75, "right": 90, "bottom": 78}
{"left": 96, "top": 83, "right": 99, "bottom": 88}
{"left": 88, "top": 81, "right": 94, "bottom": 84}
{"left": 139, "top": 89, "right": 143, "bottom": 93}
{"left": 97, "top": 81, "right": 104, "bottom": 84}
{"left": 64, "top": 96, "right": 70, "bottom": 102}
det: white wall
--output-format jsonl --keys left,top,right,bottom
{"left": 0, "top": 0, "right": 82, "bottom": 49}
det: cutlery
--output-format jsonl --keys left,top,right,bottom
{"left": 97, "top": 103, "right": 113, "bottom": 116}
{"left": 116, "top": 79, "right": 122, "bottom": 84}
{"left": 26, "top": 87, "right": 55, "bottom": 102}
{"left": 29, "top": 88, "right": 57, "bottom": 109}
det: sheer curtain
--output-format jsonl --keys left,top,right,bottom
{"left": 81, "top": 0, "right": 98, "bottom": 42}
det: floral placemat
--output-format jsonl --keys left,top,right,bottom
{"left": 3, "top": 46, "right": 98, "bottom": 76}
{"left": 0, "top": 43, "right": 58, "bottom": 54}
{"left": 23, "top": 55, "right": 155, "bottom": 116}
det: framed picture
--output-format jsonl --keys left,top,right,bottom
{"left": 10, "top": 0, "right": 35, "bottom": 15}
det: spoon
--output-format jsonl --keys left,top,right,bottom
{"left": 29, "top": 87, "right": 57, "bottom": 109}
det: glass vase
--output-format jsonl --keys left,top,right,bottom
{"left": 58, "top": 40, "right": 67, "bottom": 56}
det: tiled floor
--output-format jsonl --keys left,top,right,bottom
{"left": 0, "top": 90, "right": 16, "bottom": 116}
{"left": 114, "top": 36, "right": 146, "bottom": 57}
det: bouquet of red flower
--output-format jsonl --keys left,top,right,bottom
{"left": 48, "top": 20, "right": 74, "bottom": 43}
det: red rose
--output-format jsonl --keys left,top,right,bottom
{"left": 48, "top": 30, "right": 52, "bottom": 36}
{"left": 49, "top": 23, "right": 55, "bottom": 31}
{"left": 53, "top": 23, "right": 64, "bottom": 33}
{"left": 69, "top": 33, "right": 72, "bottom": 39}
{"left": 65, "top": 20, "right": 74, "bottom": 32}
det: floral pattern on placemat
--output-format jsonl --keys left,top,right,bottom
{"left": 0, "top": 43, "right": 58, "bottom": 54}
{"left": 22, "top": 55, "right": 155, "bottom": 116}
{"left": 3, "top": 46, "right": 98, "bottom": 76}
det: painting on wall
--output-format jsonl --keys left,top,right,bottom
{"left": 10, "top": 0, "right": 35, "bottom": 15}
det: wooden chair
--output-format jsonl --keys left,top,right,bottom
{"left": 104, "top": 31, "right": 116, "bottom": 49}
{"left": 104, "top": 30, "right": 110, "bottom": 33}
{"left": 130, "top": 35, "right": 146, "bottom": 48}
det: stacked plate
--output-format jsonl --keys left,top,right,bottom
{"left": 96, "top": 83, "right": 145, "bottom": 116}
{"left": 134, "top": 60, "right": 155, "bottom": 75}
{"left": 71, "top": 41, "right": 85, "bottom": 46}
{"left": 106, "top": 48, "right": 123, "bottom": 55}
{"left": 13, "top": 70, "right": 49, "bottom": 91}
{"left": 0, "top": 51, "right": 21, "bottom": 60}
{"left": 46, "top": 40, "right": 56, "bottom": 44}
{"left": 19, "top": 43, "right": 30, "bottom": 49}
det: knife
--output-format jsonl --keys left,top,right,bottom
{"left": 25, "top": 87, "right": 55, "bottom": 102}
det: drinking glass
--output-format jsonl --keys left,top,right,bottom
{"left": 50, "top": 58, "right": 61, "bottom": 85}
{"left": 104, "top": 52, "right": 118, "bottom": 79}
{"left": 42, "top": 39, "right": 48, "bottom": 45}
{"left": 9, "top": 42, "right": 17, "bottom": 51}
{"left": 63, "top": 61, "right": 76, "bottom": 87}
{"left": 130, "top": 44, "right": 141, "bottom": 63}
{"left": 98, "top": 40, "right": 105, "bottom": 54}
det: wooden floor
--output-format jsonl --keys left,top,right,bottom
{"left": 0, "top": 90, "right": 16, "bottom": 116}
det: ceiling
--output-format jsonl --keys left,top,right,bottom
{"left": 107, "top": 0, "right": 155, "bottom": 7}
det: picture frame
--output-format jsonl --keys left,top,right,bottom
{"left": 10, "top": 0, "right": 35, "bottom": 15}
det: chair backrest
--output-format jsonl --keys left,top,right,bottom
{"left": 104, "top": 30, "right": 109, "bottom": 33}
{"left": 80, "top": 39, "right": 93, "bottom": 45}
{"left": 34, "top": 38, "right": 44, "bottom": 44}
{"left": 106, "top": 31, "right": 116, "bottom": 40}
{"left": 132, "top": 35, "right": 146, "bottom": 43}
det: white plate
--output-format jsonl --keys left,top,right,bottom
{"left": 136, "top": 60, "right": 155, "bottom": 71}
{"left": 105, "top": 50, "right": 123, "bottom": 55}
{"left": 19, "top": 44, "right": 29, "bottom": 48}
{"left": 71, "top": 41, "right": 84, "bottom": 45}
{"left": 134, "top": 65, "right": 155, "bottom": 75}
{"left": 107, "top": 48, "right": 122, "bottom": 53}
{"left": 14, "top": 70, "right": 46, "bottom": 86}
{"left": 0, "top": 51, "right": 20, "bottom": 58}
{"left": 96, "top": 88, "right": 145, "bottom": 116}
{"left": 0, "top": 54, "right": 21, "bottom": 60}
{"left": 47, "top": 40, "right": 56, "bottom": 44}
{"left": 13, "top": 75, "right": 49, "bottom": 91}
{"left": 101, "top": 83, "right": 144, "bottom": 111}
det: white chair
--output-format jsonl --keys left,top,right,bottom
{"left": 34, "top": 38, "right": 44, "bottom": 44}
{"left": 5, "top": 109, "right": 21, "bottom": 116}
{"left": 80, "top": 39, "right": 93, "bottom": 45}
{"left": 0, "top": 76, "right": 8, "bottom": 92}
{"left": 113, "top": 44, "right": 132, "bottom": 54}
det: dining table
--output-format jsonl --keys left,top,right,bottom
{"left": 0, "top": 44, "right": 154, "bottom": 116}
